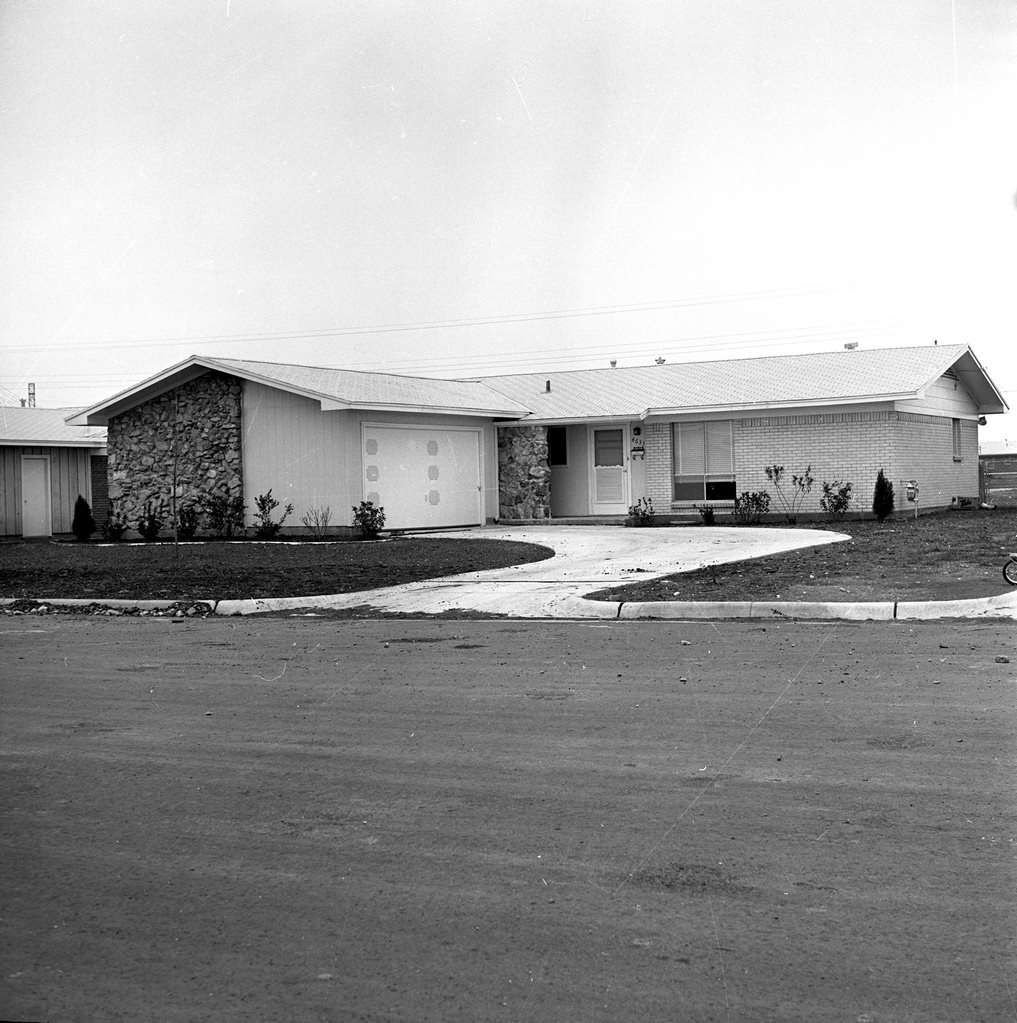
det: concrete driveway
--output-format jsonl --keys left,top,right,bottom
{"left": 218, "top": 524, "right": 850, "bottom": 617}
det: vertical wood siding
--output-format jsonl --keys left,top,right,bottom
{"left": 0, "top": 446, "right": 94, "bottom": 535}
{"left": 240, "top": 382, "right": 499, "bottom": 528}
{"left": 241, "top": 382, "right": 352, "bottom": 528}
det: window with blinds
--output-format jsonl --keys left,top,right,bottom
{"left": 672, "top": 421, "right": 736, "bottom": 501}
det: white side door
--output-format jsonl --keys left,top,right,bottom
{"left": 21, "top": 455, "right": 51, "bottom": 536}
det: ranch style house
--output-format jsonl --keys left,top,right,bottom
{"left": 52, "top": 343, "right": 1008, "bottom": 537}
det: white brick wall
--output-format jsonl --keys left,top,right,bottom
{"left": 643, "top": 411, "right": 978, "bottom": 516}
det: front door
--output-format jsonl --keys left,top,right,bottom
{"left": 21, "top": 455, "right": 51, "bottom": 536}
{"left": 589, "top": 426, "right": 629, "bottom": 515}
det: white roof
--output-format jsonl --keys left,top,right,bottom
{"left": 69, "top": 355, "right": 531, "bottom": 425}
{"left": 67, "top": 344, "right": 1008, "bottom": 428}
{"left": 478, "top": 344, "right": 1008, "bottom": 422}
{"left": 0, "top": 406, "right": 107, "bottom": 447}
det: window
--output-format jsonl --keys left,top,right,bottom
{"left": 952, "top": 419, "right": 962, "bottom": 461}
{"left": 593, "top": 428, "right": 624, "bottom": 467}
{"left": 547, "top": 426, "right": 567, "bottom": 466}
{"left": 672, "top": 421, "right": 735, "bottom": 501}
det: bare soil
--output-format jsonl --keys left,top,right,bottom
{"left": 0, "top": 536, "right": 554, "bottom": 601}
{"left": 1, "top": 617, "right": 1014, "bottom": 1022}
{"left": 591, "top": 508, "right": 1017, "bottom": 603}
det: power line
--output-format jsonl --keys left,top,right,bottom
{"left": 0, "top": 284, "right": 844, "bottom": 356}
{"left": 3, "top": 321, "right": 935, "bottom": 397}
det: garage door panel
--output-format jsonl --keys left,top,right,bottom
{"left": 362, "top": 426, "right": 481, "bottom": 529}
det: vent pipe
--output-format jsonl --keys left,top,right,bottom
{"left": 544, "top": 380, "right": 551, "bottom": 393}
{"left": 610, "top": 360, "right": 617, "bottom": 368}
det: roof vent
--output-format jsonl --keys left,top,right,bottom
{"left": 545, "top": 380, "right": 551, "bottom": 393}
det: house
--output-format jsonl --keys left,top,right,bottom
{"left": 0, "top": 407, "right": 108, "bottom": 537}
{"left": 68, "top": 344, "right": 1008, "bottom": 534}
{"left": 482, "top": 344, "right": 1009, "bottom": 520}
{"left": 979, "top": 441, "right": 1017, "bottom": 507}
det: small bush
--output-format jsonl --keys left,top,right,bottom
{"left": 71, "top": 494, "right": 96, "bottom": 542}
{"left": 300, "top": 504, "right": 332, "bottom": 539}
{"left": 764, "top": 464, "right": 814, "bottom": 524}
{"left": 253, "top": 489, "right": 294, "bottom": 540}
{"left": 820, "top": 480, "right": 853, "bottom": 519}
{"left": 626, "top": 497, "right": 655, "bottom": 527}
{"left": 102, "top": 500, "right": 128, "bottom": 542}
{"left": 136, "top": 502, "right": 163, "bottom": 542}
{"left": 733, "top": 490, "right": 771, "bottom": 525}
{"left": 204, "top": 493, "right": 246, "bottom": 538}
{"left": 873, "top": 468, "right": 895, "bottom": 522}
{"left": 694, "top": 503, "right": 716, "bottom": 526}
{"left": 175, "top": 504, "right": 199, "bottom": 540}
{"left": 352, "top": 500, "right": 386, "bottom": 540}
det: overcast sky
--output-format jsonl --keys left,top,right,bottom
{"left": 2, "top": 0, "right": 1015, "bottom": 440}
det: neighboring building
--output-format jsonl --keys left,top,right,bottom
{"left": 0, "top": 407, "right": 108, "bottom": 537}
{"left": 979, "top": 441, "right": 1017, "bottom": 507}
{"left": 68, "top": 344, "right": 1008, "bottom": 534}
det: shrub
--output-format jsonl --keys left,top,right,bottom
{"left": 175, "top": 504, "right": 199, "bottom": 540}
{"left": 253, "top": 489, "right": 295, "bottom": 540}
{"left": 820, "top": 480, "right": 853, "bottom": 519}
{"left": 135, "top": 502, "right": 163, "bottom": 542}
{"left": 102, "top": 500, "right": 128, "bottom": 542}
{"left": 694, "top": 503, "right": 716, "bottom": 526}
{"left": 352, "top": 500, "right": 386, "bottom": 540}
{"left": 873, "top": 468, "right": 895, "bottom": 522}
{"left": 733, "top": 490, "right": 771, "bottom": 525}
{"left": 764, "top": 464, "right": 814, "bottom": 524}
{"left": 204, "top": 493, "right": 246, "bottom": 538}
{"left": 300, "top": 504, "right": 333, "bottom": 539}
{"left": 626, "top": 497, "right": 655, "bottom": 527}
{"left": 71, "top": 494, "right": 96, "bottom": 542}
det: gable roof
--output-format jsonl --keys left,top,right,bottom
{"left": 477, "top": 344, "right": 1009, "bottom": 422}
{"left": 0, "top": 406, "right": 107, "bottom": 447}
{"left": 67, "top": 343, "right": 1008, "bottom": 428}
{"left": 68, "top": 355, "right": 532, "bottom": 426}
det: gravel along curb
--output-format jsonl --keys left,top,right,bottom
{"left": 0, "top": 598, "right": 217, "bottom": 618}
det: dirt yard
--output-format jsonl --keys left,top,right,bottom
{"left": 1, "top": 617, "right": 1014, "bottom": 1022}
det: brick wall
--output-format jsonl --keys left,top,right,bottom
{"left": 643, "top": 410, "right": 976, "bottom": 517}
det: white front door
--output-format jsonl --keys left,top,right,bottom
{"left": 21, "top": 456, "right": 51, "bottom": 536}
{"left": 589, "top": 426, "right": 629, "bottom": 515}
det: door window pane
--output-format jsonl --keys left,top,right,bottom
{"left": 594, "top": 429, "right": 624, "bottom": 467}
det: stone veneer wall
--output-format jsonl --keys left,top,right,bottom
{"left": 106, "top": 371, "right": 243, "bottom": 531}
{"left": 497, "top": 426, "right": 551, "bottom": 520}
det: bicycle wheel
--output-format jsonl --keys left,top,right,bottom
{"left": 1004, "top": 558, "right": 1017, "bottom": 586}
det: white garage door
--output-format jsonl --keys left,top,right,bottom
{"left": 362, "top": 425, "right": 482, "bottom": 530}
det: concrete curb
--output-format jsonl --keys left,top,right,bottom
{"left": 607, "top": 592, "right": 1017, "bottom": 621}
{"left": 5, "top": 591, "right": 1016, "bottom": 621}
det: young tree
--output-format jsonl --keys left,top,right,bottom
{"left": 71, "top": 494, "right": 96, "bottom": 542}
{"left": 872, "top": 468, "right": 895, "bottom": 522}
